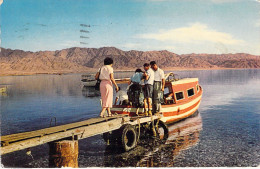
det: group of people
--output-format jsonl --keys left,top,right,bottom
{"left": 95, "top": 57, "right": 165, "bottom": 118}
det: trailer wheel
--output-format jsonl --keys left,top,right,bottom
{"left": 150, "top": 120, "right": 168, "bottom": 140}
{"left": 118, "top": 124, "right": 137, "bottom": 151}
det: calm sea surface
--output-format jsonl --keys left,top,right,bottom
{"left": 0, "top": 69, "right": 260, "bottom": 167}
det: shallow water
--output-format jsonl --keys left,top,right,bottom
{"left": 0, "top": 69, "right": 260, "bottom": 167}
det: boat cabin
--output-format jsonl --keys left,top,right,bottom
{"left": 163, "top": 78, "right": 200, "bottom": 105}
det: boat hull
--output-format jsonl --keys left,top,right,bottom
{"left": 111, "top": 84, "right": 203, "bottom": 124}
{"left": 111, "top": 98, "right": 201, "bottom": 124}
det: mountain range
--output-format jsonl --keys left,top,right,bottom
{"left": 0, "top": 47, "right": 259, "bottom": 75}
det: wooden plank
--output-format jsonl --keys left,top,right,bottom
{"left": 1, "top": 118, "right": 101, "bottom": 141}
{"left": 1, "top": 115, "right": 124, "bottom": 141}
{"left": 0, "top": 114, "right": 162, "bottom": 155}
{"left": 1, "top": 115, "right": 128, "bottom": 143}
{"left": 0, "top": 116, "right": 130, "bottom": 155}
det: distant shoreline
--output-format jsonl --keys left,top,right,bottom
{"left": 1, "top": 47, "right": 259, "bottom": 77}
{"left": 0, "top": 67, "right": 259, "bottom": 77}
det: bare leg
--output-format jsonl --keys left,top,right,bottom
{"left": 143, "top": 98, "right": 148, "bottom": 116}
{"left": 136, "top": 108, "right": 139, "bottom": 116}
{"left": 107, "top": 108, "right": 113, "bottom": 116}
{"left": 147, "top": 98, "right": 151, "bottom": 110}
{"left": 147, "top": 98, "right": 152, "bottom": 115}
{"left": 99, "top": 107, "right": 107, "bottom": 117}
{"left": 143, "top": 98, "right": 147, "bottom": 112}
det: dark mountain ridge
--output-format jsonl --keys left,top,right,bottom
{"left": 1, "top": 47, "right": 259, "bottom": 75}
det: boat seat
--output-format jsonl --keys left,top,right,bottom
{"left": 163, "top": 92, "right": 175, "bottom": 104}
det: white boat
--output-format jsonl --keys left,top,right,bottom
{"left": 111, "top": 72, "right": 203, "bottom": 124}
{"left": 81, "top": 74, "right": 131, "bottom": 87}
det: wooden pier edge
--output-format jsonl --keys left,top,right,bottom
{"left": 0, "top": 114, "right": 161, "bottom": 156}
{"left": 0, "top": 116, "right": 129, "bottom": 155}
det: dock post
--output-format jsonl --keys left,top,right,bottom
{"left": 49, "top": 140, "right": 79, "bottom": 168}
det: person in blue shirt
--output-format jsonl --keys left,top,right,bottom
{"left": 131, "top": 68, "right": 143, "bottom": 84}
{"left": 128, "top": 69, "right": 143, "bottom": 107}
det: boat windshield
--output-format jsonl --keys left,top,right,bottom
{"left": 165, "top": 72, "right": 179, "bottom": 82}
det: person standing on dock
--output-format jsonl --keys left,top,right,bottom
{"left": 95, "top": 57, "right": 119, "bottom": 117}
{"left": 150, "top": 61, "right": 165, "bottom": 114}
{"left": 143, "top": 63, "right": 154, "bottom": 116}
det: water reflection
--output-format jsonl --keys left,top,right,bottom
{"left": 81, "top": 86, "right": 100, "bottom": 97}
{"left": 169, "top": 69, "right": 260, "bottom": 86}
{"left": 0, "top": 74, "right": 83, "bottom": 97}
{"left": 0, "top": 89, "right": 8, "bottom": 97}
{"left": 1, "top": 69, "right": 259, "bottom": 167}
{"left": 0, "top": 92, "right": 8, "bottom": 97}
{"left": 103, "top": 111, "right": 202, "bottom": 167}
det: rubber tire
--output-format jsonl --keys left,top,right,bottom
{"left": 118, "top": 124, "right": 137, "bottom": 151}
{"left": 150, "top": 120, "right": 169, "bottom": 140}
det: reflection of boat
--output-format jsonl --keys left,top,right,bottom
{"left": 138, "top": 111, "right": 202, "bottom": 167}
{"left": 103, "top": 111, "right": 202, "bottom": 167}
{"left": 0, "top": 86, "right": 7, "bottom": 93}
{"left": 81, "top": 74, "right": 96, "bottom": 87}
{"left": 81, "top": 74, "right": 131, "bottom": 87}
{"left": 82, "top": 86, "right": 100, "bottom": 97}
{"left": 111, "top": 72, "right": 203, "bottom": 124}
{"left": 138, "top": 112, "right": 202, "bottom": 167}
{"left": 167, "top": 111, "right": 202, "bottom": 146}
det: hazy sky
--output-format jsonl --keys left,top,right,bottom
{"left": 1, "top": 0, "right": 260, "bottom": 54}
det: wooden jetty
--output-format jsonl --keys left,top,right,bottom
{"left": 0, "top": 114, "right": 163, "bottom": 167}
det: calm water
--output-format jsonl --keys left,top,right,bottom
{"left": 0, "top": 69, "right": 260, "bottom": 167}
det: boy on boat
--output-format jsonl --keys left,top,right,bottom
{"left": 114, "top": 87, "right": 129, "bottom": 105}
{"left": 130, "top": 68, "right": 143, "bottom": 84}
{"left": 150, "top": 61, "right": 165, "bottom": 114}
{"left": 143, "top": 63, "right": 154, "bottom": 116}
